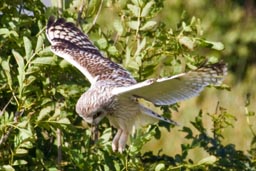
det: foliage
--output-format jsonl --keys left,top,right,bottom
{"left": 0, "top": 0, "right": 255, "bottom": 170}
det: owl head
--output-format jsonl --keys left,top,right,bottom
{"left": 75, "top": 90, "right": 109, "bottom": 125}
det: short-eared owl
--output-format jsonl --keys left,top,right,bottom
{"left": 46, "top": 16, "right": 227, "bottom": 153}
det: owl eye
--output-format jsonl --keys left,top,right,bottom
{"left": 94, "top": 110, "right": 103, "bottom": 118}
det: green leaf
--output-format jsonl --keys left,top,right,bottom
{"left": 87, "top": 0, "right": 101, "bottom": 16}
{"left": 12, "top": 50, "right": 25, "bottom": 96}
{"left": 135, "top": 37, "right": 146, "bottom": 57}
{"left": 196, "top": 39, "right": 225, "bottom": 51}
{"left": 97, "top": 37, "right": 108, "bottom": 49}
{"left": 197, "top": 155, "right": 218, "bottom": 165}
{"left": 12, "top": 50, "right": 24, "bottom": 69}
{"left": 141, "top": 1, "right": 154, "bottom": 17}
{"left": 24, "top": 75, "right": 36, "bottom": 87}
{"left": 15, "top": 148, "right": 28, "bottom": 155}
{"left": 31, "top": 57, "right": 56, "bottom": 65}
{"left": 38, "top": 46, "right": 52, "bottom": 56}
{"left": 178, "top": 36, "right": 194, "bottom": 50}
{"left": 100, "top": 128, "right": 112, "bottom": 143}
{"left": 2, "top": 60, "right": 13, "bottom": 89}
{"left": 128, "top": 21, "right": 139, "bottom": 30}
{"left": 140, "top": 20, "right": 157, "bottom": 30}
{"left": 37, "top": 106, "right": 52, "bottom": 122}
{"left": 131, "top": 0, "right": 143, "bottom": 6}
{"left": 155, "top": 163, "right": 165, "bottom": 171}
{"left": 208, "top": 41, "right": 224, "bottom": 50}
{"left": 35, "top": 35, "right": 44, "bottom": 52}
{"left": 0, "top": 165, "right": 15, "bottom": 171}
{"left": 23, "top": 36, "right": 32, "bottom": 60}
{"left": 108, "top": 45, "right": 119, "bottom": 56}
{"left": 113, "top": 20, "right": 123, "bottom": 35}
{"left": 52, "top": 118, "right": 71, "bottom": 124}
{"left": 127, "top": 4, "right": 140, "bottom": 17}
{"left": 0, "top": 28, "right": 9, "bottom": 35}
{"left": 182, "top": 21, "right": 192, "bottom": 32}
{"left": 13, "top": 160, "right": 28, "bottom": 166}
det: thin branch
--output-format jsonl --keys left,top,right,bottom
{"left": 86, "top": 0, "right": 104, "bottom": 32}
{"left": 77, "top": 0, "right": 85, "bottom": 26}
{"left": 91, "top": 123, "right": 99, "bottom": 145}
{"left": 0, "top": 109, "right": 24, "bottom": 147}
{"left": 57, "top": 128, "right": 62, "bottom": 171}
{"left": 0, "top": 97, "right": 13, "bottom": 117}
{"left": 92, "top": 0, "right": 103, "bottom": 26}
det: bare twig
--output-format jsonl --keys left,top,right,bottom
{"left": 57, "top": 128, "right": 62, "bottom": 171}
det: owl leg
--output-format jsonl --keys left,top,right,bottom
{"left": 118, "top": 131, "right": 128, "bottom": 153}
{"left": 112, "top": 129, "right": 122, "bottom": 152}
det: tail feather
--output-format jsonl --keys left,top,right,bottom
{"left": 138, "top": 104, "right": 179, "bottom": 126}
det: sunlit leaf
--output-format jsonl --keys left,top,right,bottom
{"left": 37, "top": 106, "right": 52, "bottom": 122}
{"left": 87, "top": 0, "right": 102, "bottom": 16}
{"left": 128, "top": 21, "right": 139, "bottom": 30}
{"left": 135, "top": 37, "right": 146, "bottom": 56}
{"left": 23, "top": 36, "right": 32, "bottom": 60}
{"left": 113, "top": 20, "right": 123, "bottom": 35}
{"left": 97, "top": 37, "right": 108, "bottom": 49}
{"left": 12, "top": 50, "right": 24, "bottom": 69}
{"left": 52, "top": 118, "right": 71, "bottom": 124}
{"left": 35, "top": 35, "right": 44, "bottom": 52}
{"left": 0, "top": 165, "right": 15, "bottom": 171}
{"left": 178, "top": 36, "right": 194, "bottom": 50}
{"left": 196, "top": 39, "right": 225, "bottom": 51}
{"left": 31, "top": 57, "right": 56, "bottom": 65}
{"left": 15, "top": 148, "right": 28, "bottom": 155}
{"left": 13, "top": 160, "right": 28, "bottom": 165}
{"left": 127, "top": 4, "right": 140, "bottom": 17}
{"left": 141, "top": 1, "right": 154, "bottom": 17}
{"left": 38, "top": 46, "right": 52, "bottom": 56}
{"left": 197, "top": 155, "right": 218, "bottom": 165}
{"left": 2, "top": 60, "right": 13, "bottom": 89}
{"left": 0, "top": 28, "right": 9, "bottom": 35}
{"left": 24, "top": 75, "right": 36, "bottom": 87}
{"left": 155, "top": 163, "right": 165, "bottom": 171}
{"left": 108, "top": 45, "right": 119, "bottom": 56}
{"left": 140, "top": 20, "right": 157, "bottom": 30}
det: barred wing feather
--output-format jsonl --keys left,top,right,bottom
{"left": 112, "top": 63, "right": 227, "bottom": 105}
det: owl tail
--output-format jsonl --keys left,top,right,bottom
{"left": 137, "top": 104, "right": 180, "bottom": 127}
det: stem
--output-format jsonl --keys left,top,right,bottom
{"left": 91, "top": 123, "right": 99, "bottom": 144}
{"left": 57, "top": 128, "right": 62, "bottom": 170}
{"left": 0, "top": 109, "right": 24, "bottom": 147}
{"left": 77, "top": 0, "right": 85, "bottom": 26}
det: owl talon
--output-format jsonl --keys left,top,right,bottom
{"left": 111, "top": 129, "right": 128, "bottom": 153}
{"left": 112, "top": 129, "right": 122, "bottom": 152}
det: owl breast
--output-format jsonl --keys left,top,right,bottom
{"left": 106, "top": 95, "right": 140, "bottom": 133}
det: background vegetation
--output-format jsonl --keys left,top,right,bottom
{"left": 0, "top": 0, "right": 255, "bottom": 170}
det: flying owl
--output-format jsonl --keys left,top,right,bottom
{"left": 46, "top": 16, "right": 227, "bottom": 153}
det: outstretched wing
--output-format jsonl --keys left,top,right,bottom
{"left": 112, "top": 63, "right": 227, "bottom": 105}
{"left": 46, "top": 16, "right": 136, "bottom": 85}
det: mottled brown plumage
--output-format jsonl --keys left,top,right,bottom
{"left": 46, "top": 16, "right": 227, "bottom": 152}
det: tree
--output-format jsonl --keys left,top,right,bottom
{"left": 0, "top": 0, "right": 255, "bottom": 170}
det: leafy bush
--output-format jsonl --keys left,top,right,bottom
{"left": 0, "top": 0, "right": 255, "bottom": 170}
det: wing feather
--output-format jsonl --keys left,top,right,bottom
{"left": 46, "top": 16, "right": 136, "bottom": 85}
{"left": 112, "top": 63, "right": 227, "bottom": 105}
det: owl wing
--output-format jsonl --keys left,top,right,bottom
{"left": 46, "top": 16, "right": 136, "bottom": 85}
{"left": 112, "top": 63, "right": 227, "bottom": 105}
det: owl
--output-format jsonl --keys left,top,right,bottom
{"left": 46, "top": 16, "right": 227, "bottom": 153}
